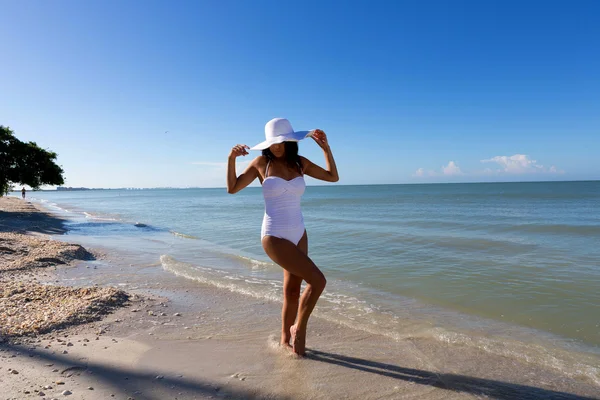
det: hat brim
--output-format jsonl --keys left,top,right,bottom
{"left": 249, "top": 130, "right": 312, "bottom": 151}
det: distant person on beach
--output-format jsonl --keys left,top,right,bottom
{"left": 21, "top": 187, "right": 26, "bottom": 199}
{"left": 227, "top": 118, "right": 339, "bottom": 356}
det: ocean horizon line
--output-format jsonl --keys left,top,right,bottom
{"left": 20, "top": 179, "right": 600, "bottom": 192}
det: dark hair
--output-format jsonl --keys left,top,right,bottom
{"left": 262, "top": 142, "right": 302, "bottom": 174}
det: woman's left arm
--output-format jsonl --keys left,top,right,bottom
{"left": 301, "top": 129, "right": 339, "bottom": 182}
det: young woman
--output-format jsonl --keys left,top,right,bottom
{"left": 226, "top": 118, "right": 339, "bottom": 356}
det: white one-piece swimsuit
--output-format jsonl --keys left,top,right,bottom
{"left": 261, "top": 161, "right": 306, "bottom": 245}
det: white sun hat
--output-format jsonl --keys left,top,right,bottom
{"left": 249, "top": 118, "right": 313, "bottom": 150}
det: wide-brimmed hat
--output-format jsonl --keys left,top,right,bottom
{"left": 249, "top": 118, "right": 312, "bottom": 151}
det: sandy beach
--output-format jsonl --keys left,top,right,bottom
{"left": 1, "top": 196, "right": 599, "bottom": 400}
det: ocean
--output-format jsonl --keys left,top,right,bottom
{"left": 19, "top": 181, "right": 600, "bottom": 386}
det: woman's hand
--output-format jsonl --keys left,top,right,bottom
{"left": 229, "top": 144, "right": 249, "bottom": 159}
{"left": 311, "top": 129, "right": 330, "bottom": 151}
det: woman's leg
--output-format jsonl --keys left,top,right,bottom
{"left": 263, "top": 234, "right": 326, "bottom": 356}
{"left": 280, "top": 232, "right": 308, "bottom": 346}
{"left": 282, "top": 271, "right": 301, "bottom": 347}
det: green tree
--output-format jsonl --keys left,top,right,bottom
{"left": 0, "top": 126, "right": 65, "bottom": 195}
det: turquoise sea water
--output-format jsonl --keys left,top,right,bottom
{"left": 20, "top": 182, "right": 600, "bottom": 356}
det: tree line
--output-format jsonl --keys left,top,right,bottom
{"left": 1, "top": 125, "right": 65, "bottom": 195}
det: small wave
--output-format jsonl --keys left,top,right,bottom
{"left": 160, "top": 254, "right": 281, "bottom": 301}
{"left": 159, "top": 255, "right": 399, "bottom": 331}
{"left": 169, "top": 231, "right": 200, "bottom": 240}
{"left": 83, "top": 212, "right": 119, "bottom": 222}
{"left": 159, "top": 255, "right": 462, "bottom": 345}
{"left": 235, "top": 255, "right": 273, "bottom": 270}
{"left": 203, "top": 251, "right": 275, "bottom": 271}
{"left": 498, "top": 223, "right": 600, "bottom": 236}
{"left": 160, "top": 253, "right": 600, "bottom": 387}
{"left": 433, "top": 329, "right": 600, "bottom": 386}
{"left": 413, "top": 234, "right": 538, "bottom": 254}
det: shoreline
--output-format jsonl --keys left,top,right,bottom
{"left": 1, "top": 197, "right": 599, "bottom": 399}
{"left": 0, "top": 198, "right": 130, "bottom": 341}
{"left": 20, "top": 184, "right": 600, "bottom": 351}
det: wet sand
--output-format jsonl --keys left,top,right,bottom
{"left": 1, "top": 196, "right": 599, "bottom": 399}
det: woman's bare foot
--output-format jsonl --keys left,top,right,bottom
{"left": 290, "top": 324, "right": 306, "bottom": 356}
{"left": 280, "top": 342, "right": 293, "bottom": 351}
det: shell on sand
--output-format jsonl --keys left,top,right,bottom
{"left": 0, "top": 198, "right": 129, "bottom": 340}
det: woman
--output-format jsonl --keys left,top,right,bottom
{"left": 226, "top": 118, "right": 339, "bottom": 356}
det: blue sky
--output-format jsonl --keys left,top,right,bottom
{"left": 1, "top": 0, "right": 599, "bottom": 188}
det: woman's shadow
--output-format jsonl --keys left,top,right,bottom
{"left": 306, "top": 349, "right": 598, "bottom": 400}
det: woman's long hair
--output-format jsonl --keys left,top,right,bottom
{"left": 262, "top": 142, "right": 302, "bottom": 174}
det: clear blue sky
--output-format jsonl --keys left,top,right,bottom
{"left": 1, "top": 0, "right": 599, "bottom": 188}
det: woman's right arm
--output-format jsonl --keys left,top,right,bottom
{"left": 227, "top": 144, "right": 260, "bottom": 194}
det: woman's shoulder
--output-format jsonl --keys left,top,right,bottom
{"left": 299, "top": 155, "right": 312, "bottom": 166}
{"left": 251, "top": 155, "right": 268, "bottom": 167}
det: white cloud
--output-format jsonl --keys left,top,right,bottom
{"left": 481, "top": 154, "right": 563, "bottom": 174}
{"left": 414, "top": 161, "right": 462, "bottom": 178}
{"left": 442, "top": 161, "right": 462, "bottom": 176}
{"left": 414, "top": 154, "right": 563, "bottom": 180}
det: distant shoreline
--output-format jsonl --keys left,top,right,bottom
{"left": 10, "top": 179, "right": 600, "bottom": 192}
